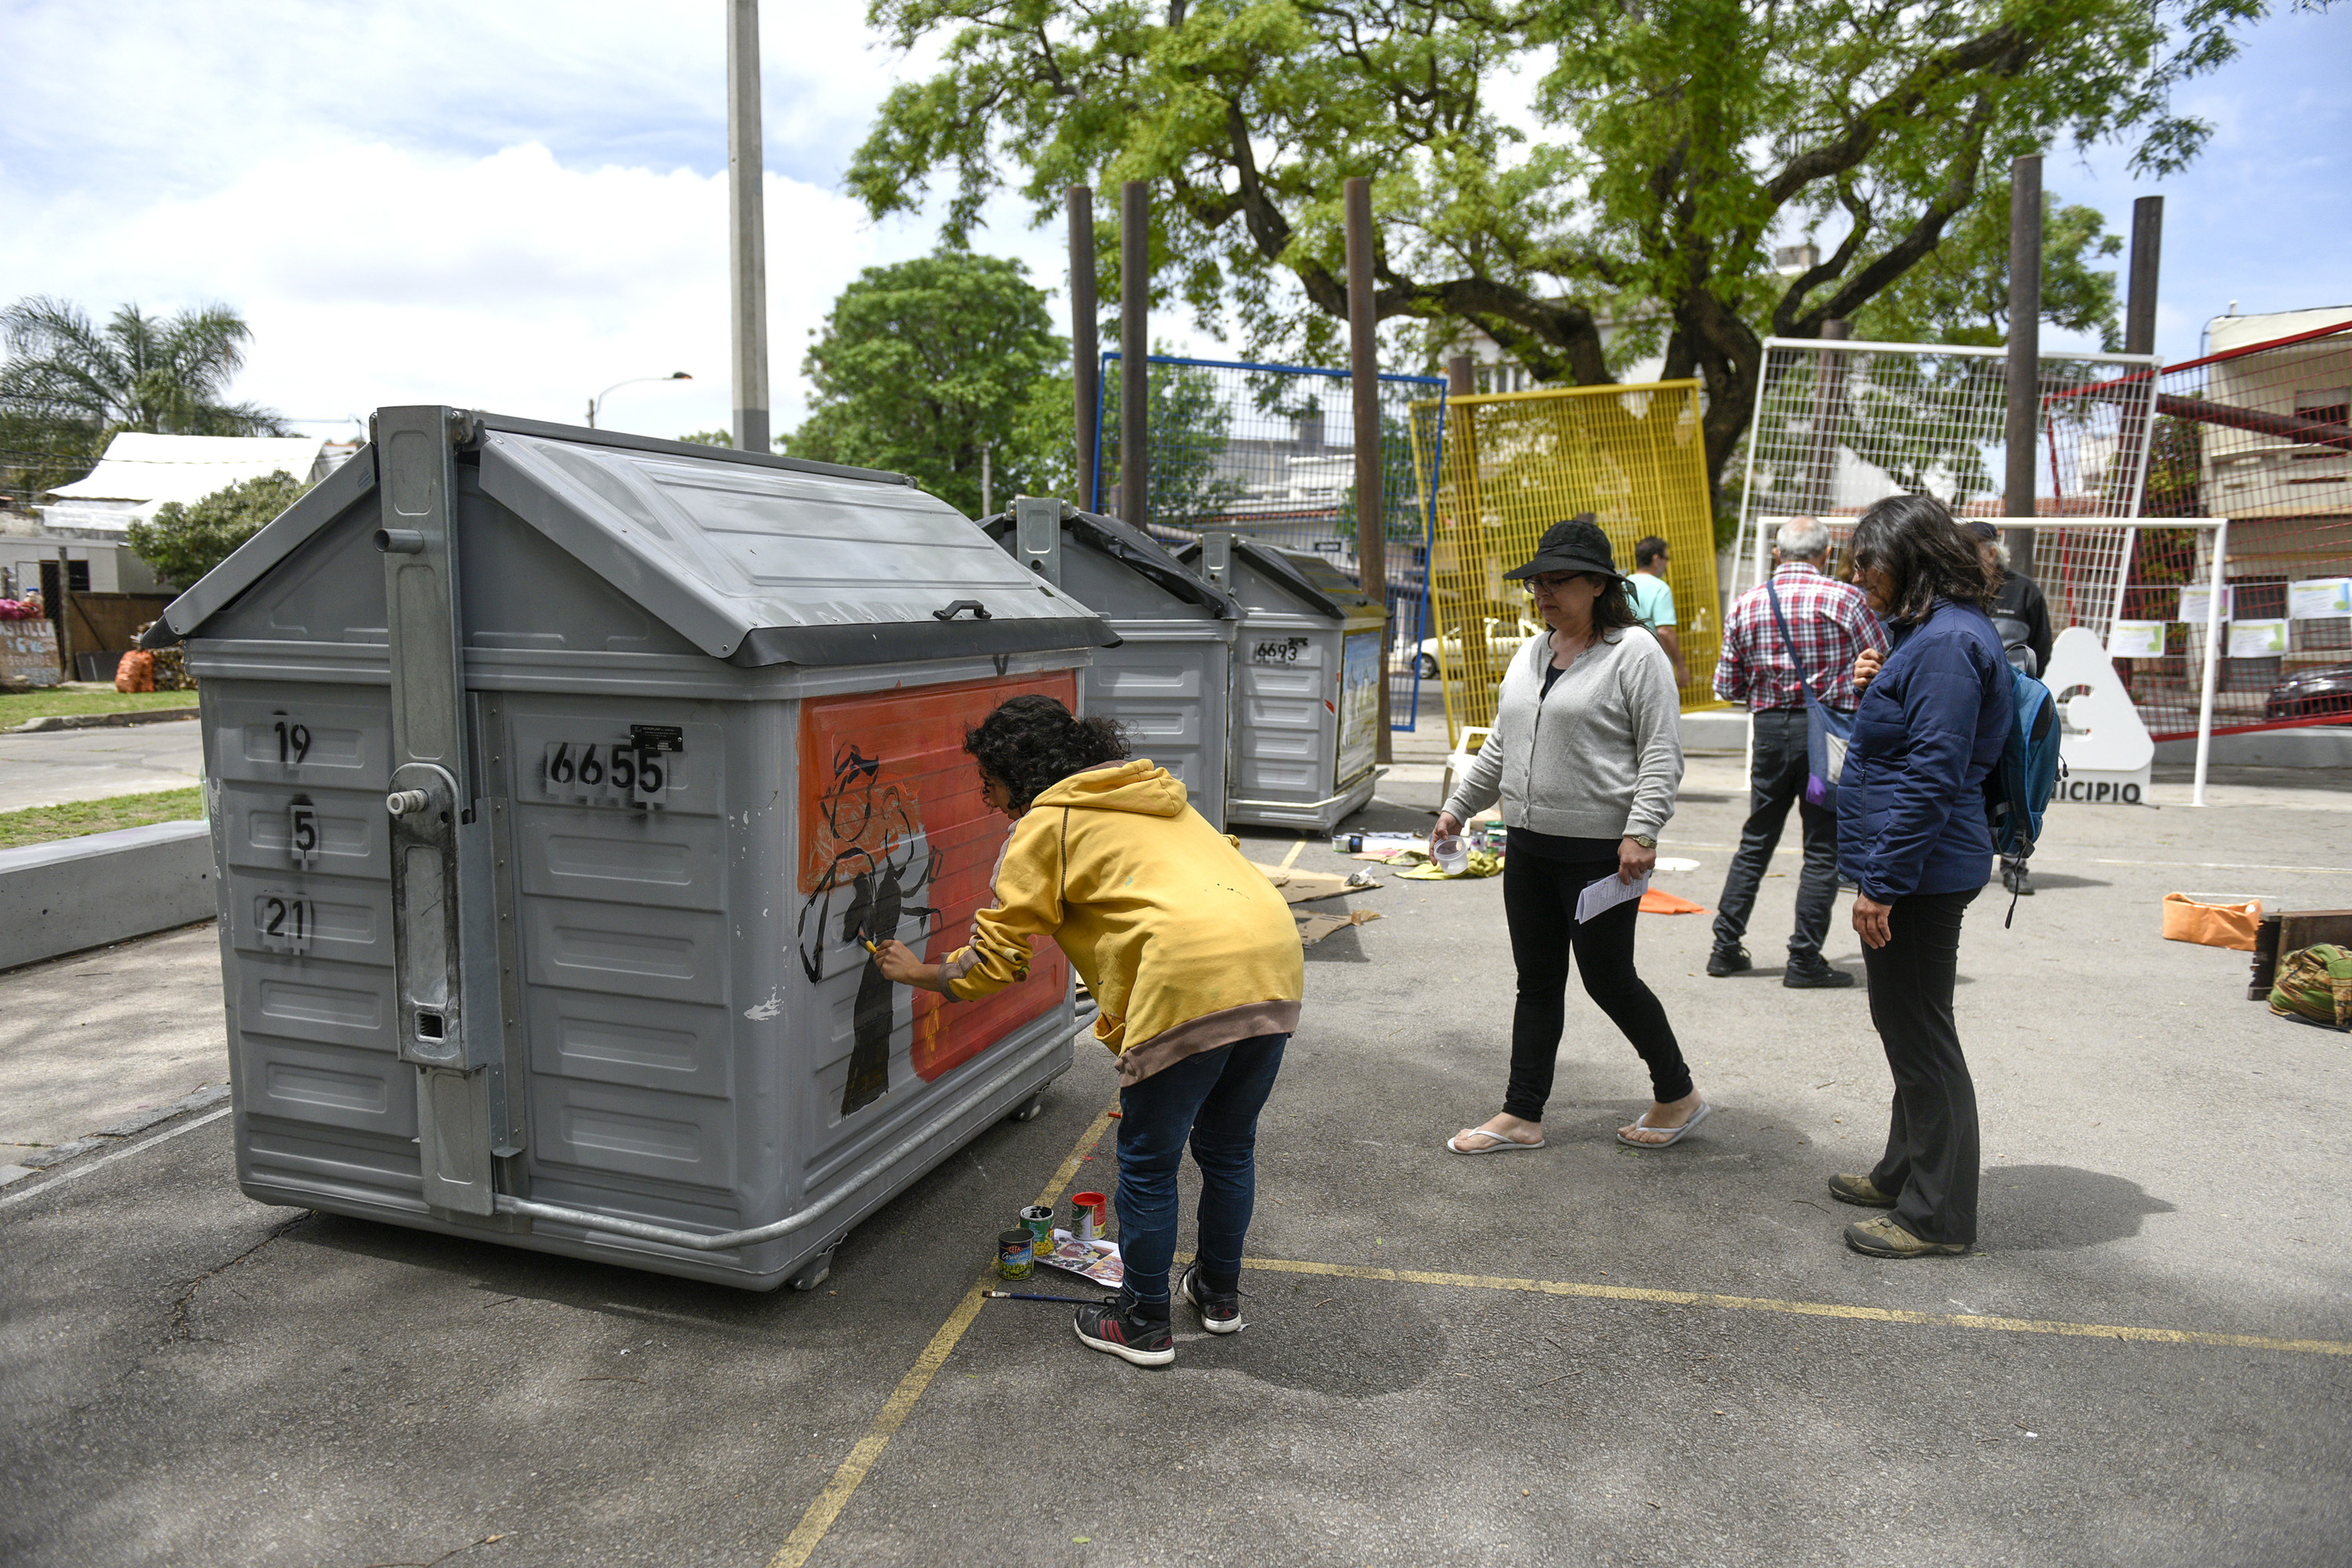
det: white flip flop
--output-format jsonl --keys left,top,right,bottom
{"left": 1446, "top": 1127, "right": 1546, "bottom": 1154}
{"left": 1616, "top": 1098, "right": 1711, "bottom": 1149}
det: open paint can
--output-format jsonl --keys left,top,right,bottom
{"left": 1018, "top": 1204, "right": 1054, "bottom": 1256}
{"left": 996, "top": 1229, "right": 1034, "bottom": 1279}
{"left": 1070, "top": 1191, "right": 1109, "bottom": 1245}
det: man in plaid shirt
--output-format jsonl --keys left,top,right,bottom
{"left": 1708, "top": 517, "right": 1889, "bottom": 987}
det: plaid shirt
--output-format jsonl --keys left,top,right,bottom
{"left": 1713, "top": 562, "right": 1889, "bottom": 712}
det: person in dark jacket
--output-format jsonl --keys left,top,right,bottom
{"left": 1967, "top": 521, "right": 2053, "bottom": 898}
{"left": 1835, "top": 495, "right": 2011, "bottom": 1258}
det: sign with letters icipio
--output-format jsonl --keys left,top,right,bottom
{"left": 2044, "top": 625, "right": 2152, "bottom": 804}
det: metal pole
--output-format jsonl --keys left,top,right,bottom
{"left": 2125, "top": 196, "right": 2164, "bottom": 357}
{"left": 2191, "top": 517, "right": 2227, "bottom": 808}
{"left": 726, "top": 0, "right": 769, "bottom": 453}
{"left": 1068, "top": 186, "right": 1098, "bottom": 513}
{"left": 981, "top": 442, "right": 993, "bottom": 516}
{"left": 1120, "top": 181, "right": 1148, "bottom": 528}
{"left": 2003, "top": 154, "right": 2043, "bottom": 575}
{"left": 1345, "top": 176, "right": 1392, "bottom": 758}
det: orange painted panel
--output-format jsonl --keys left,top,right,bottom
{"left": 797, "top": 672, "right": 1075, "bottom": 1115}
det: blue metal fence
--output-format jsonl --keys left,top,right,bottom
{"left": 1092, "top": 353, "right": 1446, "bottom": 731}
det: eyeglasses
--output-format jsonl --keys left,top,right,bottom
{"left": 1527, "top": 574, "right": 1583, "bottom": 593}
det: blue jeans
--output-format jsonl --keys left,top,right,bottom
{"left": 1113, "top": 1034, "right": 1288, "bottom": 1305}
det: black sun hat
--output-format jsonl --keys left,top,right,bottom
{"left": 1503, "top": 514, "right": 1630, "bottom": 584}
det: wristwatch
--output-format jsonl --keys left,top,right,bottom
{"left": 1630, "top": 833, "right": 1657, "bottom": 849}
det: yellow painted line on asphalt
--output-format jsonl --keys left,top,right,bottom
{"left": 1240, "top": 1257, "right": 2352, "bottom": 1357}
{"left": 768, "top": 1098, "right": 1120, "bottom": 1568}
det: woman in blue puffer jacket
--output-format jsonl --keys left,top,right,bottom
{"left": 1831, "top": 493, "right": 2010, "bottom": 1259}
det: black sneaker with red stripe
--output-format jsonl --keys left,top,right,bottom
{"left": 1072, "top": 1290, "right": 1175, "bottom": 1367}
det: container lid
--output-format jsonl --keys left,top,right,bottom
{"left": 1176, "top": 536, "right": 1381, "bottom": 619}
{"left": 977, "top": 505, "right": 1239, "bottom": 619}
{"left": 148, "top": 411, "right": 1119, "bottom": 666}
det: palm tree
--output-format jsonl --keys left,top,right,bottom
{"left": 1, "top": 295, "right": 287, "bottom": 444}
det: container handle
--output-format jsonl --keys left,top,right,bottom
{"left": 932, "top": 599, "right": 993, "bottom": 621}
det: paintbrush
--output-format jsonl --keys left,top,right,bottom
{"left": 984, "top": 1290, "right": 1102, "bottom": 1305}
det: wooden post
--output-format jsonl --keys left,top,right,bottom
{"left": 2004, "top": 154, "right": 2043, "bottom": 574}
{"left": 1068, "top": 185, "right": 1099, "bottom": 510}
{"left": 1345, "top": 176, "right": 1391, "bottom": 759}
{"left": 1120, "top": 181, "right": 1149, "bottom": 528}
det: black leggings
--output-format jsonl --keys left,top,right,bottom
{"left": 1501, "top": 850, "right": 1693, "bottom": 1122}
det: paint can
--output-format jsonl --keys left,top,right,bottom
{"left": 996, "top": 1228, "right": 1034, "bottom": 1279}
{"left": 1018, "top": 1203, "right": 1054, "bottom": 1257}
{"left": 1329, "top": 833, "right": 1350, "bottom": 853}
{"left": 1070, "top": 1191, "right": 1109, "bottom": 1245}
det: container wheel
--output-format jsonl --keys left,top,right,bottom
{"left": 787, "top": 1248, "right": 835, "bottom": 1292}
{"left": 1008, "top": 1095, "right": 1046, "bottom": 1123}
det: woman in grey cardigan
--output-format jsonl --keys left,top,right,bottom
{"left": 1434, "top": 515, "right": 1701, "bottom": 1154}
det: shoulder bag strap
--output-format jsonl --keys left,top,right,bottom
{"left": 1763, "top": 578, "right": 1828, "bottom": 711}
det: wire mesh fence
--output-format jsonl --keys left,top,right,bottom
{"left": 2122, "top": 319, "right": 2352, "bottom": 737}
{"left": 1091, "top": 353, "right": 1445, "bottom": 731}
{"left": 1406, "top": 381, "right": 1718, "bottom": 746}
{"left": 1731, "top": 339, "right": 2162, "bottom": 645}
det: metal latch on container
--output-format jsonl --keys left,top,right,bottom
{"left": 933, "top": 600, "right": 993, "bottom": 622}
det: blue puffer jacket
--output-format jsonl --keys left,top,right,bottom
{"left": 1836, "top": 598, "right": 2011, "bottom": 901}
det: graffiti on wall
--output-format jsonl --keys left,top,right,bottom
{"left": 796, "top": 673, "right": 1075, "bottom": 1120}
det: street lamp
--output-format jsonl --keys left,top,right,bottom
{"left": 586, "top": 371, "right": 693, "bottom": 429}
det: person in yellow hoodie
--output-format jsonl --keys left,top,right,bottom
{"left": 873, "top": 695, "right": 1304, "bottom": 1367}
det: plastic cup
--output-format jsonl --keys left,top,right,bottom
{"left": 1432, "top": 834, "right": 1469, "bottom": 875}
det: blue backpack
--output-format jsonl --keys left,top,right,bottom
{"left": 1985, "top": 665, "right": 2063, "bottom": 925}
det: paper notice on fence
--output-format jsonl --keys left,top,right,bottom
{"left": 2178, "top": 585, "right": 2234, "bottom": 626}
{"left": 2107, "top": 621, "right": 2167, "bottom": 659}
{"left": 2227, "top": 619, "right": 2288, "bottom": 658}
{"left": 2287, "top": 578, "right": 2352, "bottom": 620}
{"left": 1575, "top": 872, "right": 1650, "bottom": 924}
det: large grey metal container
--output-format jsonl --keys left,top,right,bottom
{"left": 1178, "top": 537, "right": 1386, "bottom": 833}
{"left": 980, "top": 499, "right": 1238, "bottom": 830}
{"left": 147, "top": 408, "right": 1116, "bottom": 1290}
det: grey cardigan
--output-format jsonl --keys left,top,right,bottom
{"left": 1442, "top": 626, "right": 1684, "bottom": 840}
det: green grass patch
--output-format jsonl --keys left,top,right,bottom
{"left": 0, "top": 687, "right": 199, "bottom": 727}
{"left": 0, "top": 786, "right": 206, "bottom": 851}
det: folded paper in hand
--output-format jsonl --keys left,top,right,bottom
{"left": 1576, "top": 872, "right": 1650, "bottom": 924}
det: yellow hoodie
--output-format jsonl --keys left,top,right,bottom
{"left": 939, "top": 760, "right": 1305, "bottom": 1084}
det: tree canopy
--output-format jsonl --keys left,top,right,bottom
{"left": 851, "top": 0, "right": 2264, "bottom": 499}
{"left": 126, "top": 470, "right": 310, "bottom": 591}
{"left": 786, "top": 251, "right": 1069, "bottom": 515}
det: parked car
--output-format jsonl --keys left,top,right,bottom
{"left": 2263, "top": 661, "right": 2352, "bottom": 723}
{"left": 1413, "top": 617, "right": 1544, "bottom": 680}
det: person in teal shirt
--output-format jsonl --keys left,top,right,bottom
{"left": 1627, "top": 535, "right": 1690, "bottom": 687}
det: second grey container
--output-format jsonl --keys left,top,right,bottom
{"left": 1180, "top": 536, "right": 1386, "bottom": 833}
{"left": 981, "top": 499, "right": 1238, "bottom": 830}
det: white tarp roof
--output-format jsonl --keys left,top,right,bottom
{"left": 46, "top": 433, "right": 328, "bottom": 507}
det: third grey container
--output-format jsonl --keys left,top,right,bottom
{"left": 982, "top": 499, "right": 1238, "bottom": 830}
{"left": 1180, "top": 535, "right": 1385, "bottom": 833}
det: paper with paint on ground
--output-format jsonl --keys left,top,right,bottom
{"left": 1575, "top": 871, "right": 1650, "bottom": 924}
{"left": 1036, "top": 1233, "right": 1123, "bottom": 1288}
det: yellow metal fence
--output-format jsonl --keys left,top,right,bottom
{"left": 1409, "top": 380, "right": 1722, "bottom": 746}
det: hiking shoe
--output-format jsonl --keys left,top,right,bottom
{"left": 1843, "top": 1215, "right": 1969, "bottom": 1258}
{"left": 1827, "top": 1172, "right": 1896, "bottom": 1208}
{"left": 1705, "top": 945, "right": 1752, "bottom": 977}
{"left": 1784, "top": 960, "right": 1857, "bottom": 989}
{"left": 1181, "top": 1263, "right": 1246, "bottom": 1334}
{"left": 2002, "top": 864, "right": 2035, "bottom": 896}
{"left": 1073, "top": 1293, "right": 1175, "bottom": 1367}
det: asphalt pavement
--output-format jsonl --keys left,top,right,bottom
{"left": 0, "top": 717, "right": 204, "bottom": 811}
{"left": 2, "top": 753, "right": 2347, "bottom": 1567}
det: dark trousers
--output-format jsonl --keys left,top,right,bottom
{"left": 1862, "top": 887, "right": 1980, "bottom": 1245}
{"left": 1115, "top": 1034, "right": 1287, "bottom": 1305}
{"left": 1713, "top": 707, "right": 1842, "bottom": 964}
{"left": 1501, "top": 851, "right": 1692, "bottom": 1121}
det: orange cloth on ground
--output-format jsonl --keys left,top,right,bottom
{"left": 1639, "top": 888, "right": 1708, "bottom": 915}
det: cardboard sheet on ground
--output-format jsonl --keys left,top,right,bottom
{"left": 1252, "top": 864, "right": 1380, "bottom": 905}
{"left": 1297, "top": 909, "right": 1382, "bottom": 946}
{"left": 1036, "top": 1233, "right": 1123, "bottom": 1288}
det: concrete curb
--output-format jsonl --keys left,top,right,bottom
{"left": 0, "top": 1082, "right": 234, "bottom": 1185}
{"left": 0, "top": 819, "right": 217, "bottom": 972}
{"left": 5, "top": 706, "right": 201, "bottom": 734}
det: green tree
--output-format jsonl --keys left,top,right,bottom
{"left": 1098, "top": 358, "right": 1248, "bottom": 529}
{"left": 675, "top": 429, "right": 734, "bottom": 447}
{"left": 786, "top": 252, "right": 1068, "bottom": 515}
{"left": 850, "top": 0, "right": 2261, "bottom": 505}
{"left": 1849, "top": 187, "right": 2124, "bottom": 350}
{"left": 126, "top": 470, "right": 310, "bottom": 590}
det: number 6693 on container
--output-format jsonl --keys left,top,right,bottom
{"left": 541, "top": 737, "right": 677, "bottom": 808}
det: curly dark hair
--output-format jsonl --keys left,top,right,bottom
{"left": 1847, "top": 493, "right": 1997, "bottom": 625}
{"left": 964, "top": 695, "right": 1130, "bottom": 812}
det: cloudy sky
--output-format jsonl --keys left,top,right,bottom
{"left": 2, "top": 1, "right": 2344, "bottom": 445}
